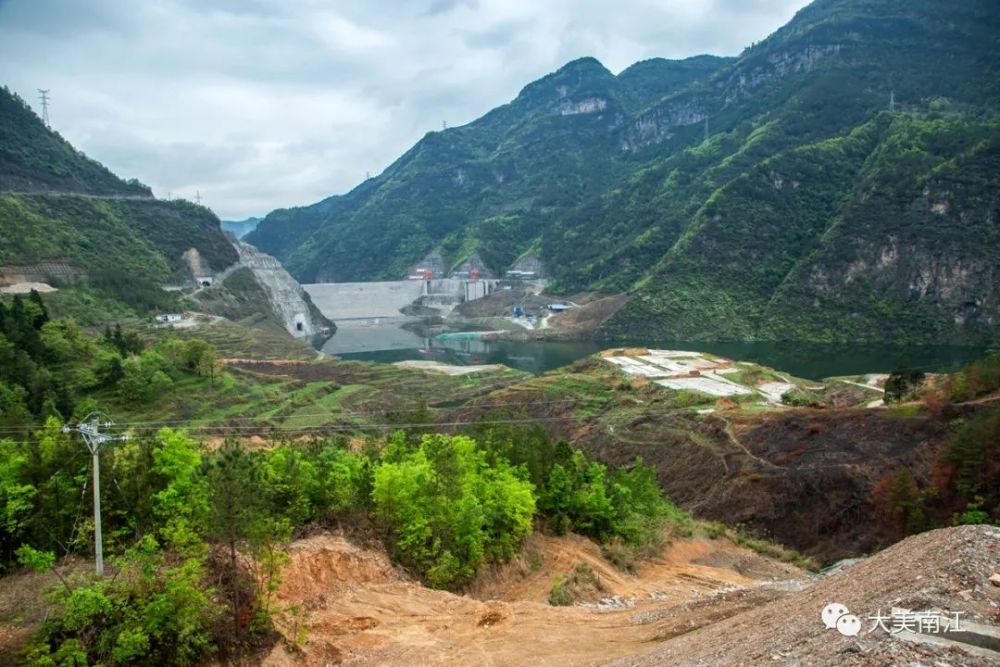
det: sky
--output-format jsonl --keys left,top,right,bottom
{"left": 0, "top": 0, "right": 810, "bottom": 219}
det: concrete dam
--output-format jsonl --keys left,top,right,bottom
{"left": 303, "top": 279, "right": 499, "bottom": 355}
{"left": 303, "top": 279, "right": 497, "bottom": 323}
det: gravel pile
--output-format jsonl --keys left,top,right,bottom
{"left": 608, "top": 525, "right": 1000, "bottom": 666}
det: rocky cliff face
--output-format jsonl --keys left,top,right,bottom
{"left": 231, "top": 241, "right": 333, "bottom": 341}
{"left": 194, "top": 240, "right": 334, "bottom": 345}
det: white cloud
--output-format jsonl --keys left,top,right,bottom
{"left": 0, "top": 0, "right": 808, "bottom": 219}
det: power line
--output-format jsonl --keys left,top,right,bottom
{"left": 62, "top": 412, "right": 128, "bottom": 577}
{"left": 37, "top": 89, "right": 50, "bottom": 126}
{"left": 0, "top": 397, "right": 588, "bottom": 434}
{"left": 4, "top": 402, "right": 699, "bottom": 441}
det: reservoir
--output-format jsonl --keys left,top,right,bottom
{"left": 322, "top": 322, "right": 988, "bottom": 379}
{"left": 306, "top": 283, "right": 990, "bottom": 379}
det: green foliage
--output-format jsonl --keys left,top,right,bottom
{"left": 780, "top": 388, "right": 822, "bottom": 407}
{"left": 472, "top": 423, "right": 692, "bottom": 548}
{"left": 28, "top": 536, "right": 220, "bottom": 666}
{"left": 547, "top": 563, "right": 601, "bottom": 606}
{"left": 886, "top": 468, "right": 928, "bottom": 535}
{"left": 0, "top": 86, "right": 151, "bottom": 196}
{"left": 16, "top": 544, "right": 55, "bottom": 573}
{"left": 884, "top": 366, "right": 926, "bottom": 404}
{"left": 539, "top": 451, "right": 688, "bottom": 547}
{"left": 0, "top": 293, "right": 221, "bottom": 425}
{"left": 372, "top": 433, "right": 536, "bottom": 589}
{"left": 600, "top": 538, "right": 637, "bottom": 574}
{"left": 946, "top": 407, "right": 1000, "bottom": 501}
{"left": 944, "top": 350, "right": 1000, "bottom": 402}
{"left": 728, "top": 528, "right": 819, "bottom": 571}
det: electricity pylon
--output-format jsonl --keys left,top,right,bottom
{"left": 63, "top": 412, "right": 128, "bottom": 576}
{"left": 37, "top": 89, "right": 50, "bottom": 126}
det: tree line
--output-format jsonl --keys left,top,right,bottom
{"left": 0, "top": 291, "right": 218, "bottom": 436}
{"left": 2, "top": 357, "right": 688, "bottom": 666}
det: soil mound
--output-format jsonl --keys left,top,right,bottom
{"left": 611, "top": 525, "right": 1000, "bottom": 666}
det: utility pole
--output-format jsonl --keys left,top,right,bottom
{"left": 62, "top": 412, "right": 127, "bottom": 577}
{"left": 37, "top": 89, "right": 50, "bottom": 126}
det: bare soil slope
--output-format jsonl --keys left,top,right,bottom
{"left": 610, "top": 525, "right": 1000, "bottom": 666}
{"left": 261, "top": 531, "right": 803, "bottom": 667}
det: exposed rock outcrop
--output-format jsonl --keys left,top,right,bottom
{"left": 194, "top": 240, "right": 334, "bottom": 345}
{"left": 231, "top": 241, "right": 334, "bottom": 342}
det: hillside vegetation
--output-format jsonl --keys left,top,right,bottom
{"left": 249, "top": 0, "right": 1000, "bottom": 344}
{"left": 0, "top": 87, "right": 150, "bottom": 196}
{"left": 0, "top": 87, "right": 239, "bottom": 318}
{"left": 2, "top": 293, "right": 998, "bottom": 664}
{"left": 0, "top": 295, "right": 695, "bottom": 664}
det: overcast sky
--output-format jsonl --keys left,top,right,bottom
{"left": 0, "top": 0, "right": 809, "bottom": 219}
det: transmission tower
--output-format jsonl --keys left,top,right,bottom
{"left": 704, "top": 116, "right": 709, "bottom": 142}
{"left": 62, "top": 412, "right": 128, "bottom": 576}
{"left": 889, "top": 89, "right": 895, "bottom": 112}
{"left": 195, "top": 190, "right": 201, "bottom": 204}
{"left": 442, "top": 120, "right": 447, "bottom": 130}
{"left": 37, "top": 89, "right": 50, "bottom": 126}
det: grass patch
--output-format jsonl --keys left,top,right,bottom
{"left": 698, "top": 521, "right": 818, "bottom": 571}
{"left": 888, "top": 403, "right": 924, "bottom": 419}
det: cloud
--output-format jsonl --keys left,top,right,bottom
{"left": 0, "top": 0, "right": 808, "bottom": 219}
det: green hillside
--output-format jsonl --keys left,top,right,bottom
{"left": 600, "top": 114, "right": 1000, "bottom": 344}
{"left": 0, "top": 87, "right": 238, "bottom": 318}
{"left": 246, "top": 55, "right": 731, "bottom": 281}
{"left": 0, "top": 87, "right": 150, "bottom": 196}
{"left": 250, "top": 0, "right": 1000, "bottom": 344}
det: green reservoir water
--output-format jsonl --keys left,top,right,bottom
{"left": 325, "top": 326, "right": 988, "bottom": 379}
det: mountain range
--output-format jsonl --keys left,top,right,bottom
{"left": 247, "top": 0, "right": 1000, "bottom": 345}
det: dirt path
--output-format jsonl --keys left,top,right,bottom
{"left": 718, "top": 415, "right": 780, "bottom": 471}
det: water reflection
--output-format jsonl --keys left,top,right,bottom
{"left": 323, "top": 323, "right": 988, "bottom": 379}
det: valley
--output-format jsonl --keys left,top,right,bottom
{"left": 1, "top": 0, "right": 999, "bottom": 664}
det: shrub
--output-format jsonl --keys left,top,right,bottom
{"left": 548, "top": 575, "right": 571, "bottom": 606}
{"left": 547, "top": 564, "right": 602, "bottom": 606}
{"left": 601, "top": 538, "right": 638, "bottom": 574}
{"left": 372, "top": 433, "right": 536, "bottom": 589}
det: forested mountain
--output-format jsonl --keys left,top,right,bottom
{"left": 246, "top": 54, "right": 732, "bottom": 280}
{"left": 0, "top": 86, "right": 238, "bottom": 316}
{"left": 249, "top": 0, "right": 1000, "bottom": 344}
